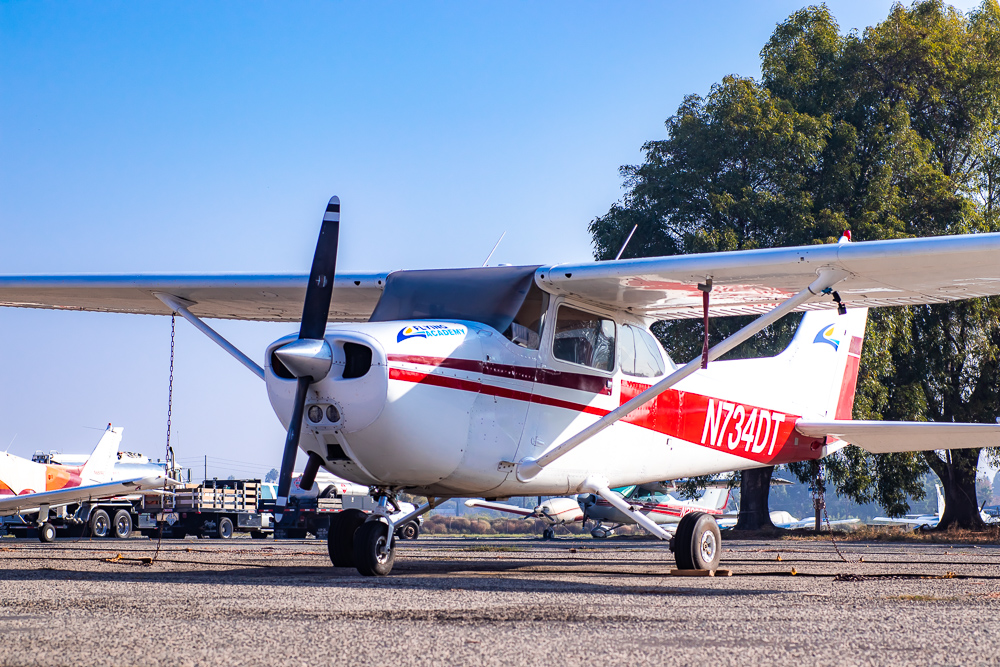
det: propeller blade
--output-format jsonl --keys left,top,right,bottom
{"left": 276, "top": 377, "right": 311, "bottom": 509}
{"left": 275, "top": 196, "right": 342, "bottom": 511}
{"left": 299, "top": 196, "right": 340, "bottom": 340}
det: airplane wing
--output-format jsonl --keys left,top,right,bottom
{"left": 794, "top": 421, "right": 1000, "bottom": 454}
{"left": 0, "top": 273, "right": 388, "bottom": 322}
{"left": 463, "top": 498, "right": 536, "bottom": 517}
{"left": 1, "top": 232, "right": 999, "bottom": 322}
{"left": 0, "top": 476, "right": 173, "bottom": 516}
{"left": 537, "top": 232, "right": 1000, "bottom": 319}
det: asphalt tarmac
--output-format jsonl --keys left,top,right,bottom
{"left": 1, "top": 534, "right": 999, "bottom": 667}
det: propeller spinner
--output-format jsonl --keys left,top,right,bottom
{"left": 274, "top": 196, "right": 341, "bottom": 513}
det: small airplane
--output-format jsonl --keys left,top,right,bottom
{"left": 0, "top": 425, "right": 175, "bottom": 541}
{"left": 464, "top": 496, "right": 587, "bottom": 539}
{"left": 4, "top": 196, "right": 1000, "bottom": 574}
{"left": 722, "top": 510, "right": 860, "bottom": 531}
{"left": 869, "top": 484, "right": 945, "bottom": 531}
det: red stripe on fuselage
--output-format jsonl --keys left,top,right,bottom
{"left": 388, "top": 361, "right": 825, "bottom": 465}
{"left": 388, "top": 354, "right": 612, "bottom": 395}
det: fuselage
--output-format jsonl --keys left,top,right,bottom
{"left": 265, "top": 288, "right": 864, "bottom": 499}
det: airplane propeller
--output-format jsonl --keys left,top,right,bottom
{"left": 273, "top": 196, "right": 341, "bottom": 513}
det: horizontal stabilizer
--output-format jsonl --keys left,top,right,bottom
{"left": 464, "top": 498, "right": 535, "bottom": 517}
{"left": 794, "top": 421, "right": 1000, "bottom": 454}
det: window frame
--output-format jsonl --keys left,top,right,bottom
{"left": 547, "top": 301, "right": 618, "bottom": 374}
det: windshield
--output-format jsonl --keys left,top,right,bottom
{"left": 370, "top": 265, "right": 541, "bottom": 334}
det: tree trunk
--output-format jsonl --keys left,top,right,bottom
{"left": 734, "top": 466, "right": 775, "bottom": 530}
{"left": 924, "top": 448, "right": 985, "bottom": 530}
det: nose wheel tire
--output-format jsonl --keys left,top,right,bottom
{"left": 542, "top": 527, "right": 555, "bottom": 540}
{"left": 38, "top": 522, "right": 56, "bottom": 543}
{"left": 112, "top": 510, "right": 133, "bottom": 539}
{"left": 353, "top": 520, "right": 396, "bottom": 576}
{"left": 673, "top": 512, "right": 721, "bottom": 571}
{"left": 89, "top": 509, "right": 110, "bottom": 538}
{"left": 328, "top": 509, "right": 367, "bottom": 567}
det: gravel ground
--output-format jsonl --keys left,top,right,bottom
{"left": 1, "top": 534, "right": 999, "bottom": 667}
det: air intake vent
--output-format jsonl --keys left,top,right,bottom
{"left": 270, "top": 349, "right": 295, "bottom": 379}
{"left": 342, "top": 342, "right": 373, "bottom": 379}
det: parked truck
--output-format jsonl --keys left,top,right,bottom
{"left": 271, "top": 472, "right": 422, "bottom": 540}
{"left": 139, "top": 478, "right": 273, "bottom": 539}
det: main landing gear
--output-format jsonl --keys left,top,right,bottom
{"left": 580, "top": 476, "right": 722, "bottom": 572}
{"left": 671, "top": 512, "right": 721, "bottom": 571}
{"left": 327, "top": 491, "right": 435, "bottom": 576}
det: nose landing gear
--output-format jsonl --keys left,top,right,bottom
{"left": 327, "top": 490, "right": 437, "bottom": 576}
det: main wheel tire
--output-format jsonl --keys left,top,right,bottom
{"left": 217, "top": 517, "right": 234, "bottom": 539}
{"left": 112, "top": 510, "right": 133, "bottom": 539}
{"left": 328, "top": 509, "right": 367, "bottom": 567}
{"left": 353, "top": 520, "right": 396, "bottom": 577}
{"left": 398, "top": 521, "right": 419, "bottom": 540}
{"left": 38, "top": 522, "right": 56, "bottom": 543}
{"left": 674, "top": 512, "right": 721, "bottom": 571}
{"left": 89, "top": 509, "right": 111, "bottom": 539}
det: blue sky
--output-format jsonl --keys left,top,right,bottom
{"left": 0, "top": 1, "right": 983, "bottom": 479}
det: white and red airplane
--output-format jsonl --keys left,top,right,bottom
{"left": 0, "top": 425, "right": 173, "bottom": 541}
{"left": 3, "top": 196, "right": 1000, "bottom": 574}
{"left": 467, "top": 482, "right": 730, "bottom": 539}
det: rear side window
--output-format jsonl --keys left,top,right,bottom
{"left": 553, "top": 306, "right": 615, "bottom": 372}
{"left": 620, "top": 324, "right": 667, "bottom": 378}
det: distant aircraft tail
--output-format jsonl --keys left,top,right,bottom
{"left": 691, "top": 488, "right": 730, "bottom": 511}
{"left": 79, "top": 425, "right": 123, "bottom": 484}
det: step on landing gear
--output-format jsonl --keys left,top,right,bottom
{"left": 672, "top": 511, "right": 721, "bottom": 571}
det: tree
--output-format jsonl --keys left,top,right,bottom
{"left": 591, "top": 0, "right": 1000, "bottom": 528}
{"left": 265, "top": 468, "right": 279, "bottom": 483}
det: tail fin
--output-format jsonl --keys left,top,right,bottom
{"left": 775, "top": 305, "right": 869, "bottom": 420}
{"left": 79, "top": 424, "right": 123, "bottom": 484}
{"left": 692, "top": 488, "right": 730, "bottom": 511}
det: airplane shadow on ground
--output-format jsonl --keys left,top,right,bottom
{"left": 0, "top": 561, "right": 787, "bottom": 597}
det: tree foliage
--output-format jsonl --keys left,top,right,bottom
{"left": 590, "top": 0, "right": 1000, "bottom": 527}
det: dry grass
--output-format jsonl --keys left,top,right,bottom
{"left": 731, "top": 524, "right": 1000, "bottom": 545}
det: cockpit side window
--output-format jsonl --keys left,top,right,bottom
{"left": 552, "top": 305, "right": 616, "bottom": 372}
{"left": 632, "top": 326, "right": 667, "bottom": 378}
{"left": 502, "top": 283, "right": 548, "bottom": 350}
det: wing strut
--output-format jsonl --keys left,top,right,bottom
{"left": 515, "top": 269, "right": 848, "bottom": 482}
{"left": 154, "top": 292, "right": 265, "bottom": 380}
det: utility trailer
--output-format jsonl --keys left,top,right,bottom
{"left": 1, "top": 496, "right": 144, "bottom": 541}
{"left": 139, "top": 479, "right": 273, "bottom": 539}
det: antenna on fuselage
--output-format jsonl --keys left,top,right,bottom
{"left": 615, "top": 224, "right": 639, "bottom": 260}
{"left": 3, "top": 434, "right": 15, "bottom": 453}
{"left": 482, "top": 231, "right": 507, "bottom": 267}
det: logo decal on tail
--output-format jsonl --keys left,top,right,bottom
{"left": 813, "top": 324, "right": 840, "bottom": 351}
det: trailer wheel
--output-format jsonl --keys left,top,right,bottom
{"left": 38, "top": 522, "right": 56, "bottom": 543}
{"left": 112, "top": 510, "right": 133, "bottom": 539}
{"left": 89, "top": 509, "right": 111, "bottom": 538}
{"left": 328, "top": 509, "right": 367, "bottom": 567}
{"left": 397, "top": 521, "right": 420, "bottom": 540}
{"left": 250, "top": 531, "right": 269, "bottom": 539}
{"left": 353, "top": 520, "right": 396, "bottom": 577}
{"left": 217, "top": 517, "right": 234, "bottom": 539}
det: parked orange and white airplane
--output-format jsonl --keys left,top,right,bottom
{"left": 3, "top": 196, "right": 1000, "bottom": 574}
{"left": 0, "top": 425, "right": 172, "bottom": 541}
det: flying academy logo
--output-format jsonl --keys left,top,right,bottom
{"left": 813, "top": 324, "right": 841, "bottom": 351}
{"left": 397, "top": 324, "right": 466, "bottom": 343}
